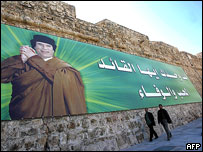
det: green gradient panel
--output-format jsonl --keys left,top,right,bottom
{"left": 1, "top": 24, "right": 202, "bottom": 120}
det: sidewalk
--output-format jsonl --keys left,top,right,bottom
{"left": 122, "top": 118, "right": 202, "bottom": 151}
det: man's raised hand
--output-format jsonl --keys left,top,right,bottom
{"left": 20, "top": 45, "right": 37, "bottom": 63}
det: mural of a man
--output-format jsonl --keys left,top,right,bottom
{"left": 1, "top": 35, "right": 87, "bottom": 120}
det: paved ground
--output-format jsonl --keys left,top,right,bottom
{"left": 122, "top": 118, "right": 202, "bottom": 151}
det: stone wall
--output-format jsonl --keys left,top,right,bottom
{"left": 1, "top": 1, "right": 202, "bottom": 151}
{"left": 1, "top": 103, "right": 202, "bottom": 151}
{"left": 196, "top": 52, "right": 202, "bottom": 58}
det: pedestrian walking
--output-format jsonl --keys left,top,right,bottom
{"left": 157, "top": 104, "right": 172, "bottom": 141}
{"left": 144, "top": 108, "right": 158, "bottom": 142}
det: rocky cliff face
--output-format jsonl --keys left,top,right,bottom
{"left": 1, "top": 1, "right": 202, "bottom": 151}
{"left": 196, "top": 52, "right": 202, "bottom": 58}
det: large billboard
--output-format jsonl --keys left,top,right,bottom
{"left": 1, "top": 24, "right": 202, "bottom": 120}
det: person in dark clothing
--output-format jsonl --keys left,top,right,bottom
{"left": 145, "top": 108, "right": 158, "bottom": 142}
{"left": 157, "top": 104, "right": 172, "bottom": 141}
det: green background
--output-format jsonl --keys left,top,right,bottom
{"left": 1, "top": 24, "right": 202, "bottom": 120}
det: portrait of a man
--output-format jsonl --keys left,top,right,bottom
{"left": 1, "top": 34, "right": 87, "bottom": 120}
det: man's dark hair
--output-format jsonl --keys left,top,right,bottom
{"left": 30, "top": 35, "right": 57, "bottom": 51}
{"left": 159, "top": 104, "right": 162, "bottom": 107}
